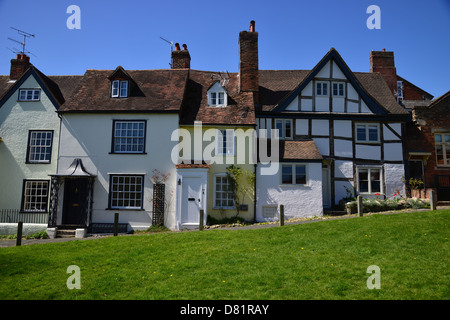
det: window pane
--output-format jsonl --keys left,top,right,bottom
{"left": 445, "top": 135, "right": 450, "bottom": 143}
{"left": 28, "top": 131, "right": 53, "bottom": 162}
{"left": 282, "top": 165, "right": 293, "bottom": 184}
{"left": 110, "top": 175, "right": 143, "bottom": 209}
{"left": 113, "top": 121, "right": 145, "bottom": 153}
{"left": 368, "top": 125, "right": 378, "bottom": 141}
{"left": 23, "top": 180, "right": 49, "bottom": 212}
{"left": 285, "top": 120, "right": 291, "bottom": 138}
{"left": 316, "top": 83, "right": 322, "bottom": 96}
{"left": 218, "top": 92, "right": 224, "bottom": 105}
{"left": 111, "top": 80, "right": 119, "bottom": 97}
{"left": 211, "top": 92, "right": 216, "bottom": 105}
{"left": 436, "top": 145, "right": 444, "bottom": 165}
{"left": 435, "top": 134, "right": 442, "bottom": 143}
{"left": 339, "top": 83, "right": 344, "bottom": 96}
{"left": 295, "top": 165, "right": 306, "bottom": 184}
{"left": 322, "top": 83, "right": 328, "bottom": 95}
{"left": 357, "top": 125, "right": 366, "bottom": 141}
{"left": 333, "top": 83, "right": 338, "bottom": 96}
{"left": 120, "top": 81, "right": 128, "bottom": 97}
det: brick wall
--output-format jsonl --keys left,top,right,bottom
{"left": 239, "top": 21, "right": 259, "bottom": 93}
{"left": 412, "top": 93, "right": 450, "bottom": 199}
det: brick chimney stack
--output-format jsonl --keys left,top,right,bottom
{"left": 10, "top": 53, "right": 31, "bottom": 80}
{"left": 171, "top": 43, "right": 191, "bottom": 69}
{"left": 239, "top": 20, "right": 259, "bottom": 92}
{"left": 370, "top": 49, "right": 397, "bottom": 95}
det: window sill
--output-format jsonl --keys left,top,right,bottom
{"left": 109, "top": 152, "right": 147, "bottom": 155}
{"left": 106, "top": 208, "right": 145, "bottom": 211}
{"left": 434, "top": 166, "right": 450, "bottom": 170}
{"left": 279, "top": 184, "right": 309, "bottom": 188}
{"left": 26, "top": 161, "right": 51, "bottom": 164}
{"left": 212, "top": 207, "right": 235, "bottom": 210}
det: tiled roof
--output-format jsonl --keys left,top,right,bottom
{"left": 179, "top": 70, "right": 256, "bottom": 126}
{"left": 59, "top": 69, "right": 189, "bottom": 113}
{"left": 280, "top": 140, "right": 323, "bottom": 161}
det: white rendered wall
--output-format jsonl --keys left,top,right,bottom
{"left": 256, "top": 162, "right": 323, "bottom": 221}
{"left": 58, "top": 113, "right": 179, "bottom": 230}
{"left": 384, "top": 163, "right": 406, "bottom": 197}
{"left": 0, "top": 75, "right": 60, "bottom": 210}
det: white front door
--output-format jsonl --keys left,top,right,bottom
{"left": 322, "top": 165, "right": 331, "bottom": 208}
{"left": 181, "top": 176, "right": 203, "bottom": 225}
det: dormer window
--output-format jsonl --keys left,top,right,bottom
{"left": 111, "top": 80, "right": 129, "bottom": 98}
{"left": 207, "top": 82, "right": 228, "bottom": 107}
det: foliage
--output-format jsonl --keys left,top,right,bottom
{"left": 345, "top": 195, "right": 430, "bottom": 213}
{"left": 226, "top": 165, "right": 255, "bottom": 216}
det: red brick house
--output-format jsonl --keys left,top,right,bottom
{"left": 370, "top": 49, "right": 450, "bottom": 201}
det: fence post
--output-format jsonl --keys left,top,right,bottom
{"left": 114, "top": 212, "right": 119, "bottom": 236}
{"left": 199, "top": 209, "right": 204, "bottom": 231}
{"left": 429, "top": 190, "right": 436, "bottom": 211}
{"left": 357, "top": 195, "right": 363, "bottom": 217}
{"left": 16, "top": 221, "right": 23, "bottom": 246}
{"left": 279, "top": 204, "right": 284, "bottom": 226}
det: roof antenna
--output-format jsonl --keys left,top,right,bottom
{"left": 160, "top": 36, "right": 173, "bottom": 68}
{"left": 7, "top": 27, "right": 35, "bottom": 55}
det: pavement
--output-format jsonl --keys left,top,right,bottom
{"left": 1, "top": 206, "right": 448, "bottom": 248}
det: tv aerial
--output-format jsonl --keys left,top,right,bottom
{"left": 160, "top": 36, "right": 173, "bottom": 68}
{"left": 7, "top": 27, "right": 36, "bottom": 56}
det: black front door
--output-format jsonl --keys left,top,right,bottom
{"left": 63, "top": 178, "right": 89, "bottom": 226}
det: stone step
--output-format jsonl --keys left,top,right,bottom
{"left": 56, "top": 229, "right": 76, "bottom": 238}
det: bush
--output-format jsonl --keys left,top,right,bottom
{"left": 345, "top": 197, "right": 429, "bottom": 213}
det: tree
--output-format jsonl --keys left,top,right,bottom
{"left": 226, "top": 165, "right": 255, "bottom": 216}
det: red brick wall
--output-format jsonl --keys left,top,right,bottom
{"left": 412, "top": 94, "right": 450, "bottom": 194}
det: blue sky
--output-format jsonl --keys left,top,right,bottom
{"left": 1, "top": 0, "right": 449, "bottom": 98}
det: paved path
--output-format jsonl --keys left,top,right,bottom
{"left": 1, "top": 207, "right": 448, "bottom": 248}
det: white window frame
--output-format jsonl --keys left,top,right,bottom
{"left": 213, "top": 173, "right": 235, "bottom": 209}
{"left": 27, "top": 130, "right": 53, "bottom": 163}
{"left": 275, "top": 119, "right": 293, "bottom": 140}
{"left": 216, "top": 129, "right": 235, "bottom": 156}
{"left": 109, "top": 175, "right": 144, "bottom": 210}
{"left": 111, "top": 80, "right": 129, "bottom": 98}
{"left": 280, "top": 163, "right": 308, "bottom": 186}
{"left": 208, "top": 91, "right": 227, "bottom": 106}
{"left": 112, "top": 120, "right": 146, "bottom": 154}
{"left": 316, "top": 81, "right": 329, "bottom": 97}
{"left": 18, "top": 89, "right": 41, "bottom": 101}
{"left": 357, "top": 166, "right": 383, "bottom": 195}
{"left": 355, "top": 123, "right": 380, "bottom": 143}
{"left": 332, "top": 82, "right": 345, "bottom": 97}
{"left": 22, "top": 180, "right": 49, "bottom": 212}
{"left": 435, "top": 133, "right": 450, "bottom": 166}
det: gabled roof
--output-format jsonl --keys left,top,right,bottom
{"left": 259, "top": 48, "right": 408, "bottom": 115}
{"left": 429, "top": 90, "right": 450, "bottom": 108}
{"left": 59, "top": 68, "right": 189, "bottom": 113}
{"left": 0, "top": 65, "right": 81, "bottom": 110}
{"left": 179, "top": 70, "right": 256, "bottom": 126}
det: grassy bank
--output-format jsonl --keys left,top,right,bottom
{"left": 1, "top": 210, "right": 449, "bottom": 300}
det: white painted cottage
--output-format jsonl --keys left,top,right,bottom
{"left": 0, "top": 55, "right": 81, "bottom": 233}
{"left": 50, "top": 66, "right": 189, "bottom": 233}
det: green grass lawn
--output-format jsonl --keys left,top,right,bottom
{"left": 1, "top": 210, "right": 449, "bottom": 300}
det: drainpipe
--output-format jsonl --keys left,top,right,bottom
{"left": 253, "top": 163, "right": 257, "bottom": 222}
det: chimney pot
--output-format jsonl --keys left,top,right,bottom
{"left": 174, "top": 43, "right": 181, "bottom": 51}
{"left": 382, "top": 48, "right": 386, "bottom": 52}
{"left": 182, "top": 44, "right": 187, "bottom": 50}
{"left": 250, "top": 20, "right": 255, "bottom": 32}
